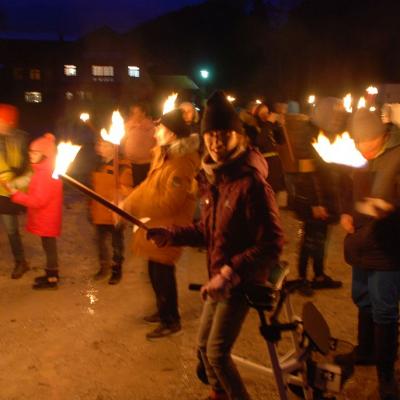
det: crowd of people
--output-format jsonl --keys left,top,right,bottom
{"left": 0, "top": 90, "right": 399, "bottom": 400}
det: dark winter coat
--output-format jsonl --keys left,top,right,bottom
{"left": 11, "top": 157, "right": 63, "bottom": 237}
{"left": 169, "top": 147, "right": 284, "bottom": 284}
{"left": 343, "top": 132, "right": 400, "bottom": 270}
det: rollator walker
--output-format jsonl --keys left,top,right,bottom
{"left": 191, "top": 262, "right": 353, "bottom": 400}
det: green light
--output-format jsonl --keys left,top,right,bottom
{"left": 200, "top": 69, "right": 209, "bottom": 79}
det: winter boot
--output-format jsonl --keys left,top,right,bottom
{"left": 335, "top": 311, "right": 375, "bottom": 366}
{"left": 32, "top": 269, "right": 59, "bottom": 290}
{"left": 108, "top": 264, "right": 122, "bottom": 285}
{"left": 93, "top": 262, "right": 109, "bottom": 280}
{"left": 375, "top": 322, "right": 399, "bottom": 400}
{"left": 11, "top": 260, "right": 29, "bottom": 279}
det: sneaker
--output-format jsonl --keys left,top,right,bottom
{"left": 311, "top": 274, "right": 342, "bottom": 289}
{"left": 32, "top": 277, "right": 58, "bottom": 290}
{"left": 11, "top": 260, "right": 29, "bottom": 279}
{"left": 146, "top": 323, "right": 182, "bottom": 340}
{"left": 143, "top": 312, "right": 161, "bottom": 324}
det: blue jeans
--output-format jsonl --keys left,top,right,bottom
{"left": 198, "top": 292, "right": 251, "bottom": 400}
{"left": 1, "top": 214, "right": 25, "bottom": 263}
{"left": 352, "top": 266, "right": 400, "bottom": 324}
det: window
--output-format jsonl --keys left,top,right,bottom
{"left": 25, "top": 92, "right": 42, "bottom": 103}
{"left": 64, "top": 65, "right": 77, "bottom": 76}
{"left": 92, "top": 65, "right": 114, "bottom": 77}
{"left": 128, "top": 66, "right": 140, "bottom": 78}
{"left": 13, "top": 68, "right": 24, "bottom": 80}
{"left": 30, "top": 69, "right": 41, "bottom": 80}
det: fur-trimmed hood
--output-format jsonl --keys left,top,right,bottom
{"left": 165, "top": 133, "right": 200, "bottom": 158}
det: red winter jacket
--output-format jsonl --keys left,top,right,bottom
{"left": 11, "top": 158, "right": 63, "bottom": 237}
{"left": 169, "top": 147, "right": 284, "bottom": 284}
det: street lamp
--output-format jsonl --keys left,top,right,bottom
{"left": 200, "top": 69, "right": 209, "bottom": 80}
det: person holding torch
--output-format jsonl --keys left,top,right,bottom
{"left": 146, "top": 91, "right": 283, "bottom": 400}
{"left": 120, "top": 107, "right": 200, "bottom": 340}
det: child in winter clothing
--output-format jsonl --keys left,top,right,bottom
{"left": 8, "top": 133, "right": 63, "bottom": 290}
{"left": 90, "top": 139, "right": 133, "bottom": 284}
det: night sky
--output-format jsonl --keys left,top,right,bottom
{"left": 0, "top": 0, "right": 205, "bottom": 37}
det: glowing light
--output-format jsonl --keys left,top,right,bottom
{"left": 308, "top": 95, "right": 316, "bottom": 105}
{"left": 53, "top": 142, "right": 81, "bottom": 179}
{"left": 163, "top": 93, "right": 178, "bottom": 115}
{"left": 100, "top": 111, "right": 125, "bottom": 145}
{"left": 369, "top": 106, "right": 376, "bottom": 112}
{"left": 366, "top": 86, "right": 378, "bottom": 95}
{"left": 357, "top": 97, "right": 367, "bottom": 109}
{"left": 226, "top": 95, "right": 236, "bottom": 103}
{"left": 312, "top": 131, "right": 367, "bottom": 168}
{"left": 343, "top": 93, "right": 353, "bottom": 113}
{"left": 255, "top": 99, "right": 262, "bottom": 104}
{"left": 200, "top": 69, "right": 209, "bottom": 79}
{"left": 80, "top": 112, "right": 90, "bottom": 122}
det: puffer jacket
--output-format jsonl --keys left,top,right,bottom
{"left": 343, "top": 131, "right": 400, "bottom": 270}
{"left": 11, "top": 157, "right": 63, "bottom": 237}
{"left": 90, "top": 158, "right": 133, "bottom": 225}
{"left": 122, "top": 134, "right": 200, "bottom": 265}
{"left": 169, "top": 147, "right": 284, "bottom": 284}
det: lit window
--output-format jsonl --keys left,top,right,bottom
{"left": 30, "top": 69, "right": 41, "bottom": 80}
{"left": 65, "top": 91, "right": 74, "bottom": 100}
{"left": 92, "top": 65, "right": 114, "bottom": 77}
{"left": 128, "top": 66, "right": 140, "bottom": 78}
{"left": 25, "top": 92, "right": 42, "bottom": 103}
{"left": 64, "top": 65, "right": 77, "bottom": 76}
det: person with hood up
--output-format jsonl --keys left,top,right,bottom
{"left": 146, "top": 91, "right": 283, "bottom": 400}
{"left": 120, "top": 108, "right": 200, "bottom": 340}
{"left": 0, "top": 104, "right": 31, "bottom": 279}
{"left": 335, "top": 108, "right": 400, "bottom": 400}
{"left": 6, "top": 133, "right": 63, "bottom": 290}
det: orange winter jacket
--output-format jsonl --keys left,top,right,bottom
{"left": 90, "top": 159, "right": 133, "bottom": 225}
{"left": 122, "top": 135, "right": 200, "bottom": 265}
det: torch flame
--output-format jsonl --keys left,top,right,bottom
{"left": 343, "top": 93, "right": 353, "bottom": 113}
{"left": 312, "top": 131, "right": 367, "bottom": 168}
{"left": 53, "top": 142, "right": 81, "bottom": 179}
{"left": 366, "top": 86, "right": 378, "bottom": 95}
{"left": 80, "top": 112, "right": 90, "bottom": 122}
{"left": 226, "top": 95, "right": 236, "bottom": 103}
{"left": 100, "top": 111, "right": 125, "bottom": 145}
{"left": 163, "top": 92, "right": 178, "bottom": 115}
{"left": 357, "top": 97, "right": 367, "bottom": 109}
{"left": 308, "top": 94, "right": 316, "bottom": 105}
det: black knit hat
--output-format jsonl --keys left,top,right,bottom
{"left": 160, "top": 108, "right": 191, "bottom": 138}
{"left": 201, "top": 90, "right": 244, "bottom": 135}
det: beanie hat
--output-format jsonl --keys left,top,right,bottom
{"left": 201, "top": 90, "right": 244, "bottom": 135}
{"left": 350, "top": 108, "right": 385, "bottom": 142}
{"left": 0, "top": 104, "right": 19, "bottom": 128}
{"left": 30, "top": 133, "right": 57, "bottom": 159}
{"left": 160, "top": 109, "right": 191, "bottom": 138}
{"left": 311, "top": 97, "right": 348, "bottom": 137}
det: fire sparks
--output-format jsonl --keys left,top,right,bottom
{"left": 366, "top": 86, "right": 378, "bottom": 95}
{"left": 100, "top": 111, "right": 125, "bottom": 145}
{"left": 308, "top": 94, "right": 316, "bottom": 105}
{"left": 343, "top": 93, "right": 353, "bottom": 113}
{"left": 357, "top": 96, "right": 367, "bottom": 109}
{"left": 53, "top": 142, "right": 81, "bottom": 179}
{"left": 163, "top": 92, "right": 178, "bottom": 114}
{"left": 226, "top": 95, "right": 236, "bottom": 103}
{"left": 312, "top": 131, "right": 367, "bottom": 168}
{"left": 80, "top": 112, "right": 90, "bottom": 122}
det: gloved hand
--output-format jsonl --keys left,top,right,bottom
{"left": 201, "top": 265, "right": 241, "bottom": 301}
{"left": 146, "top": 227, "right": 173, "bottom": 247}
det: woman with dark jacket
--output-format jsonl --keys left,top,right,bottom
{"left": 147, "top": 91, "right": 283, "bottom": 400}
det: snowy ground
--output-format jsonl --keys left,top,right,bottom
{"left": 0, "top": 188, "right": 389, "bottom": 399}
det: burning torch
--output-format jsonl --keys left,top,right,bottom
{"left": 53, "top": 142, "right": 148, "bottom": 231}
{"left": 100, "top": 111, "right": 125, "bottom": 205}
